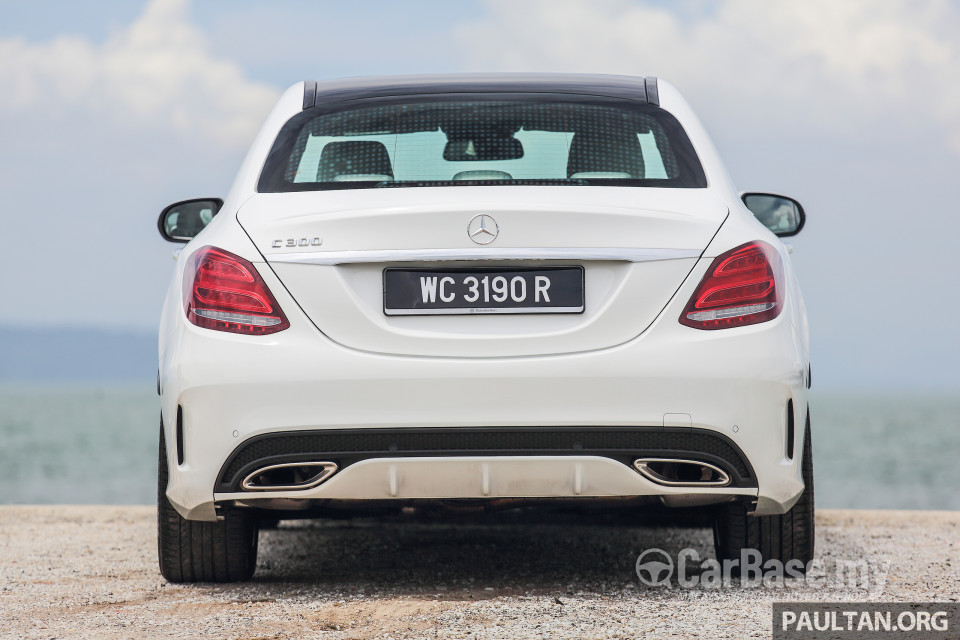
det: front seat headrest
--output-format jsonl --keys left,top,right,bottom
{"left": 317, "top": 141, "right": 394, "bottom": 181}
{"left": 566, "top": 132, "right": 645, "bottom": 178}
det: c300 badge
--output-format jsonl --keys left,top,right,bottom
{"left": 272, "top": 237, "right": 322, "bottom": 249}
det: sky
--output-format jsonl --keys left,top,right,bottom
{"left": 0, "top": 0, "right": 957, "bottom": 391}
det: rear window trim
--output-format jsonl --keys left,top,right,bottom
{"left": 257, "top": 92, "right": 708, "bottom": 193}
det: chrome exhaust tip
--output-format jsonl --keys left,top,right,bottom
{"left": 241, "top": 461, "right": 338, "bottom": 491}
{"left": 633, "top": 458, "right": 731, "bottom": 487}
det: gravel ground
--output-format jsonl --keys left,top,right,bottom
{"left": 0, "top": 506, "right": 957, "bottom": 639}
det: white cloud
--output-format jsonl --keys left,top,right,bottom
{"left": 456, "top": 0, "right": 960, "bottom": 152}
{"left": 0, "top": 0, "right": 279, "bottom": 147}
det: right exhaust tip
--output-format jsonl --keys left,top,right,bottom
{"left": 633, "top": 458, "right": 731, "bottom": 487}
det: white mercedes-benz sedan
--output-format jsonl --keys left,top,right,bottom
{"left": 156, "top": 73, "right": 812, "bottom": 582}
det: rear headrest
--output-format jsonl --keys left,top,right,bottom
{"left": 566, "top": 133, "right": 644, "bottom": 178}
{"left": 317, "top": 141, "right": 394, "bottom": 181}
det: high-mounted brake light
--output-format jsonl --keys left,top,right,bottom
{"left": 680, "top": 241, "right": 783, "bottom": 330}
{"left": 183, "top": 246, "right": 289, "bottom": 335}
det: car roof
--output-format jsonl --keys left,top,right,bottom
{"left": 302, "top": 73, "right": 659, "bottom": 110}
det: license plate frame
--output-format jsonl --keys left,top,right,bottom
{"left": 383, "top": 266, "right": 585, "bottom": 316}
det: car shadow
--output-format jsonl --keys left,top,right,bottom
{"left": 240, "top": 508, "right": 716, "bottom": 597}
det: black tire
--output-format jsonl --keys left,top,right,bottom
{"left": 713, "top": 409, "right": 814, "bottom": 569}
{"left": 157, "top": 424, "right": 259, "bottom": 582}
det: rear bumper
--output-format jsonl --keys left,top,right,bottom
{"left": 215, "top": 425, "right": 756, "bottom": 493}
{"left": 160, "top": 301, "right": 809, "bottom": 521}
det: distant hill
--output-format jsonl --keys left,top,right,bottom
{"left": 0, "top": 326, "right": 156, "bottom": 381}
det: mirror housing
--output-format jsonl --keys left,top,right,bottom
{"left": 157, "top": 198, "right": 223, "bottom": 243}
{"left": 741, "top": 192, "right": 805, "bottom": 237}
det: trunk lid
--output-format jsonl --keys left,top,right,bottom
{"left": 237, "top": 187, "right": 726, "bottom": 357}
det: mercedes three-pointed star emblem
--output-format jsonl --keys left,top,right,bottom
{"left": 467, "top": 214, "right": 499, "bottom": 245}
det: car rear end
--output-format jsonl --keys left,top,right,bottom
{"left": 157, "top": 75, "right": 811, "bottom": 581}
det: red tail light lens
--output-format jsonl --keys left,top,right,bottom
{"left": 680, "top": 241, "right": 784, "bottom": 330}
{"left": 183, "top": 246, "right": 290, "bottom": 335}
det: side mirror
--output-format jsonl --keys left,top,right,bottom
{"left": 157, "top": 198, "right": 223, "bottom": 243}
{"left": 741, "top": 193, "right": 805, "bottom": 237}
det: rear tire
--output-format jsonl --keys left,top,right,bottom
{"left": 713, "top": 410, "right": 814, "bottom": 569}
{"left": 157, "top": 423, "right": 259, "bottom": 582}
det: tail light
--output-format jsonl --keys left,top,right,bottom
{"left": 183, "top": 246, "right": 289, "bottom": 335}
{"left": 680, "top": 241, "right": 783, "bottom": 330}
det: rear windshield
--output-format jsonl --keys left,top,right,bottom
{"left": 258, "top": 97, "right": 707, "bottom": 191}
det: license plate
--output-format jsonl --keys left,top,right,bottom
{"left": 383, "top": 267, "right": 584, "bottom": 316}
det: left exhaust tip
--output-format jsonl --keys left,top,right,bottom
{"left": 241, "top": 461, "right": 337, "bottom": 491}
